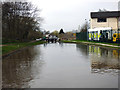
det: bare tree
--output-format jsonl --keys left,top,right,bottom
{"left": 51, "top": 30, "right": 59, "bottom": 37}
{"left": 2, "top": 1, "right": 43, "bottom": 43}
{"left": 80, "top": 22, "right": 89, "bottom": 32}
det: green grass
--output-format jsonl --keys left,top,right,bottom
{"left": 62, "top": 40, "right": 120, "bottom": 48}
{"left": 2, "top": 41, "right": 46, "bottom": 55}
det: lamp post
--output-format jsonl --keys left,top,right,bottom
{"left": 85, "top": 19, "right": 89, "bottom": 41}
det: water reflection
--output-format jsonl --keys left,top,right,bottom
{"left": 2, "top": 43, "right": 119, "bottom": 88}
{"left": 76, "top": 44, "right": 120, "bottom": 74}
{"left": 2, "top": 46, "right": 44, "bottom": 88}
{"left": 88, "top": 46, "right": 120, "bottom": 59}
{"left": 76, "top": 44, "right": 89, "bottom": 56}
{"left": 88, "top": 46, "right": 120, "bottom": 74}
{"left": 43, "top": 43, "right": 47, "bottom": 47}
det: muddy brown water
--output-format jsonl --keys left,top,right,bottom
{"left": 2, "top": 43, "right": 120, "bottom": 88}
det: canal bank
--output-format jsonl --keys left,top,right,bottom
{"left": 2, "top": 41, "right": 46, "bottom": 59}
{"left": 2, "top": 43, "right": 119, "bottom": 88}
{"left": 62, "top": 40, "right": 120, "bottom": 49}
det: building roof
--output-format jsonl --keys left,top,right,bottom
{"left": 91, "top": 11, "right": 120, "bottom": 18}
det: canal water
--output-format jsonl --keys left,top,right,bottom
{"left": 2, "top": 43, "right": 120, "bottom": 88}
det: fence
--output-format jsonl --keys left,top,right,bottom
{"left": 76, "top": 29, "right": 120, "bottom": 43}
{"left": 76, "top": 32, "right": 87, "bottom": 41}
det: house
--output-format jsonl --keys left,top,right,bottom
{"left": 88, "top": 11, "right": 120, "bottom": 42}
{"left": 90, "top": 11, "right": 120, "bottom": 31}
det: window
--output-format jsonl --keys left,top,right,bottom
{"left": 97, "top": 18, "right": 107, "bottom": 22}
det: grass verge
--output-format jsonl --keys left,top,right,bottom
{"left": 62, "top": 40, "right": 120, "bottom": 49}
{"left": 2, "top": 41, "right": 46, "bottom": 55}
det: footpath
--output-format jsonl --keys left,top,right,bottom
{"left": 63, "top": 40, "right": 120, "bottom": 49}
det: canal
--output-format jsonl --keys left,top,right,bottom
{"left": 2, "top": 43, "right": 120, "bottom": 88}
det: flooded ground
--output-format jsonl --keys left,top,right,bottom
{"left": 2, "top": 43, "right": 120, "bottom": 88}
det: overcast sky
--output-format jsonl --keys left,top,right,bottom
{"left": 28, "top": 0, "right": 119, "bottom": 32}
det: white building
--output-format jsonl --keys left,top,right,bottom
{"left": 118, "top": 1, "right": 120, "bottom": 30}
{"left": 90, "top": 11, "right": 120, "bottom": 31}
